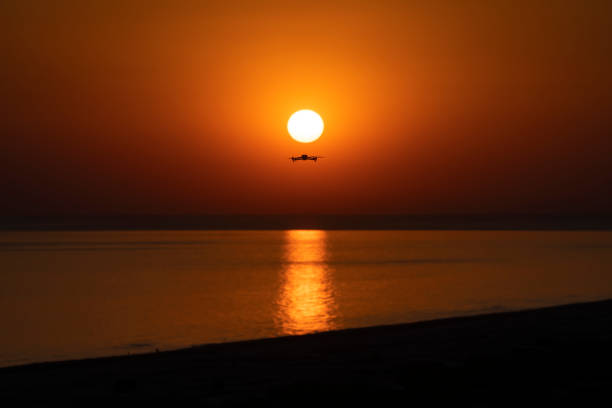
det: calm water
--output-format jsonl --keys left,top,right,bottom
{"left": 1, "top": 230, "right": 612, "bottom": 367}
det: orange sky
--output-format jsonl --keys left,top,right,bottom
{"left": 1, "top": 0, "right": 611, "bottom": 215}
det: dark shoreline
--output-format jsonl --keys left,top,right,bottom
{"left": 2, "top": 299, "right": 612, "bottom": 405}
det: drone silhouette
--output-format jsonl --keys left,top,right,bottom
{"left": 290, "top": 154, "right": 325, "bottom": 163}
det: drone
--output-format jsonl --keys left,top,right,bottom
{"left": 289, "top": 154, "right": 325, "bottom": 163}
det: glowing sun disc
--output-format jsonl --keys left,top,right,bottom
{"left": 287, "top": 110, "right": 324, "bottom": 143}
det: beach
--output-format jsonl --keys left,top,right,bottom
{"left": 2, "top": 299, "right": 611, "bottom": 405}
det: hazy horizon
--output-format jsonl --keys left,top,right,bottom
{"left": 3, "top": 213, "right": 612, "bottom": 231}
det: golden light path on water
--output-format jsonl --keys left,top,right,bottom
{"left": 276, "top": 230, "right": 337, "bottom": 335}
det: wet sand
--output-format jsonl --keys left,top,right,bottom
{"left": 2, "top": 299, "right": 611, "bottom": 406}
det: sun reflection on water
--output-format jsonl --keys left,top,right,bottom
{"left": 276, "top": 230, "right": 337, "bottom": 335}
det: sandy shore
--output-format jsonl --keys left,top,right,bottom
{"left": 2, "top": 299, "right": 612, "bottom": 406}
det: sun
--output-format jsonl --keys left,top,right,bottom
{"left": 287, "top": 110, "right": 324, "bottom": 143}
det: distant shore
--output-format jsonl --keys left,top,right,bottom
{"left": 2, "top": 214, "right": 612, "bottom": 230}
{"left": 2, "top": 299, "right": 611, "bottom": 405}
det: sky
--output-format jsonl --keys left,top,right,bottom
{"left": 1, "top": 0, "right": 611, "bottom": 215}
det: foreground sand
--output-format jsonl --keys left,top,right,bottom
{"left": 2, "top": 300, "right": 612, "bottom": 406}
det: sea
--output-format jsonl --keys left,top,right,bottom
{"left": 1, "top": 229, "right": 612, "bottom": 367}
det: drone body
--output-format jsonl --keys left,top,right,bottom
{"left": 290, "top": 154, "right": 325, "bottom": 163}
